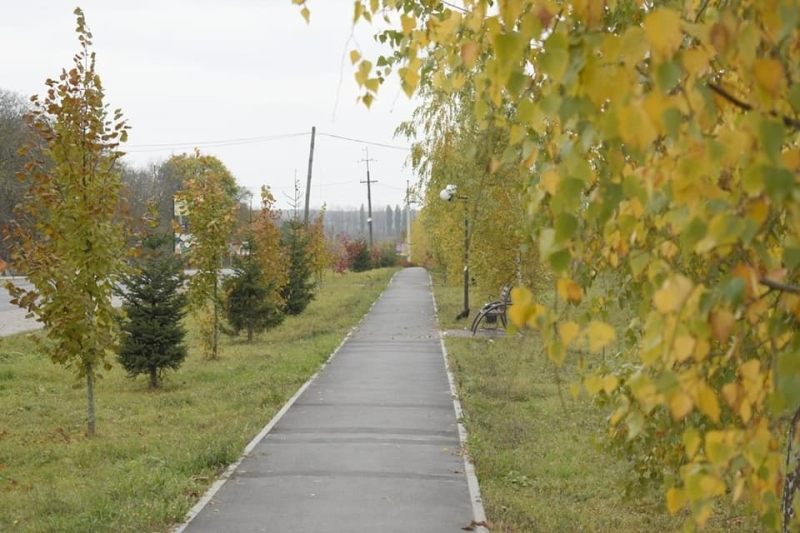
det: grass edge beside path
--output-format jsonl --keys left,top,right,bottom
{"left": 0, "top": 268, "right": 397, "bottom": 533}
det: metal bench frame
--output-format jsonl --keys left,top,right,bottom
{"left": 470, "top": 284, "right": 512, "bottom": 335}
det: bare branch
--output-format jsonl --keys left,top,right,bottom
{"left": 709, "top": 83, "right": 800, "bottom": 131}
{"left": 760, "top": 277, "right": 800, "bottom": 294}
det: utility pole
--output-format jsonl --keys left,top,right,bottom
{"left": 303, "top": 126, "right": 316, "bottom": 224}
{"left": 406, "top": 180, "right": 412, "bottom": 262}
{"left": 359, "top": 148, "right": 377, "bottom": 248}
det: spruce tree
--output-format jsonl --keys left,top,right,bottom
{"left": 117, "top": 231, "right": 188, "bottom": 389}
{"left": 280, "top": 219, "right": 315, "bottom": 315}
{"left": 223, "top": 239, "right": 284, "bottom": 342}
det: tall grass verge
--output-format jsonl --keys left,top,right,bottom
{"left": 0, "top": 268, "right": 396, "bottom": 533}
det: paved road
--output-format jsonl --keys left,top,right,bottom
{"left": 177, "top": 267, "right": 486, "bottom": 533}
{"left": 0, "top": 278, "right": 40, "bottom": 336}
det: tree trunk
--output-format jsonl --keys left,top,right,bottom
{"left": 150, "top": 367, "right": 159, "bottom": 389}
{"left": 212, "top": 276, "right": 219, "bottom": 359}
{"left": 86, "top": 367, "right": 95, "bottom": 436}
{"left": 782, "top": 407, "right": 800, "bottom": 533}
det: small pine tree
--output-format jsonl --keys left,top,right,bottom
{"left": 117, "top": 232, "right": 188, "bottom": 389}
{"left": 223, "top": 240, "right": 284, "bottom": 342}
{"left": 280, "top": 219, "right": 315, "bottom": 315}
{"left": 350, "top": 239, "right": 373, "bottom": 272}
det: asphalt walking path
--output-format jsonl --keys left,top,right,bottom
{"left": 177, "top": 267, "right": 486, "bottom": 533}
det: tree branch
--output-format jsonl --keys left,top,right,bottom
{"left": 709, "top": 83, "right": 800, "bottom": 131}
{"left": 760, "top": 277, "right": 800, "bottom": 294}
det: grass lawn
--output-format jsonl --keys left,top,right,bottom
{"left": 0, "top": 268, "right": 396, "bottom": 533}
{"left": 434, "top": 279, "right": 762, "bottom": 533}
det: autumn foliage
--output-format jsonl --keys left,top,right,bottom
{"left": 293, "top": 0, "right": 800, "bottom": 529}
{"left": 2, "top": 8, "right": 129, "bottom": 435}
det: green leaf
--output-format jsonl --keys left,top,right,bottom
{"left": 789, "top": 83, "right": 800, "bottom": 113}
{"left": 549, "top": 249, "right": 571, "bottom": 273}
{"left": 656, "top": 60, "right": 682, "bottom": 92}
{"left": 626, "top": 410, "right": 645, "bottom": 439}
{"left": 506, "top": 70, "right": 528, "bottom": 99}
{"left": 540, "top": 93, "right": 562, "bottom": 117}
{"left": 662, "top": 107, "right": 682, "bottom": 139}
{"left": 763, "top": 166, "right": 794, "bottom": 202}
{"left": 784, "top": 247, "right": 800, "bottom": 270}
{"left": 559, "top": 97, "right": 580, "bottom": 122}
{"left": 554, "top": 213, "right": 579, "bottom": 243}
{"left": 679, "top": 217, "right": 707, "bottom": 251}
{"left": 776, "top": 348, "right": 800, "bottom": 410}
{"left": 720, "top": 277, "right": 745, "bottom": 307}
{"left": 760, "top": 119, "right": 785, "bottom": 163}
{"left": 494, "top": 31, "right": 523, "bottom": 70}
{"left": 629, "top": 250, "right": 652, "bottom": 277}
{"left": 540, "top": 32, "right": 569, "bottom": 84}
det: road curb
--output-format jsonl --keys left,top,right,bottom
{"left": 430, "top": 273, "right": 490, "bottom": 533}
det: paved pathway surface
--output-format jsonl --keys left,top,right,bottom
{"left": 179, "top": 267, "right": 484, "bottom": 533}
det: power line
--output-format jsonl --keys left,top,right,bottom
{"left": 316, "top": 132, "right": 410, "bottom": 151}
{"left": 125, "top": 132, "right": 310, "bottom": 152}
{"left": 123, "top": 131, "right": 410, "bottom": 153}
{"left": 440, "top": 1, "right": 469, "bottom": 13}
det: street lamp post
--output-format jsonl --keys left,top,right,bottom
{"left": 440, "top": 184, "right": 469, "bottom": 320}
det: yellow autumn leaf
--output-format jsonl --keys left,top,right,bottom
{"left": 556, "top": 278, "right": 583, "bottom": 303}
{"left": 540, "top": 168, "right": 559, "bottom": 195}
{"left": 732, "top": 263, "right": 759, "bottom": 299}
{"left": 738, "top": 359, "right": 761, "bottom": 381}
{"left": 653, "top": 274, "right": 694, "bottom": 314}
{"left": 784, "top": 149, "right": 800, "bottom": 171}
{"left": 559, "top": 321, "right": 580, "bottom": 347}
{"left": 525, "top": 303, "right": 546, "bottom": 329}
{"left": 682, "top": 48, "right": 710, "bottom": 77}
{"left": 643, "top": 8, "right": 682, "bottom": 60}
{"left": 721, "top": 382, "right": 739, "bottom": 409}
{"left": 699, "top": 474, "right": 727, "bottom": 497}
{"left": 668, "top": 390, "right": 693, "bottom": 421}
{"left": 682, "top": 428, "right": 701, "bottom": 459}
{"left": 697, "top": 385, "right": 721, "bottom": 423}
{"left": 602, "top": 375, "right": 619, "bottom": 394}
{"left": 666, "top": 487, "right": 686, "bottom": 515}
{"left": 508, "top": 286, "right": 533, "bottom": 327}
{"left": 400, "top": 13, "right": 416, "bottom": 36}
{"left": 673, "top": 335, "right": 696, "bottom": 363}
{"left": 349, "top": 49, "right": 361, "bottom": 65}
{"left": 583, "top": 374, "right": 604, "bottom": 395}
{"left": 616, "top": 102, "right": 657, "bottom": 152}
{"left": 460, "top": 41, "right": 480, "bottom": 68}
{"left": 587, "top": 321, "right": 616, "bottom": 352}
{"left": 739, "top": 399, "right": 753, "bottom": 423}
{"left": 355, "top": 60, "right": 372, "bottom": 87}
{"left": 710, "top": 309, "right": 735, "bottom": 342}
{"left": 753, "top": 58, "right": 783, "bottom": 96}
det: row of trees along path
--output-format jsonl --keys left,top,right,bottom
{"left": 2, "top": 9, "right": 323, "bottom": 437}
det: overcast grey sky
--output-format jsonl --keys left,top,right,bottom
{"left": 0, "top": 0, "right": 418, "bottom": 211}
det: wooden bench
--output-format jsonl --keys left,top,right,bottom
{"left": 470, "top": 283, "right": 512, "bottom": 335}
